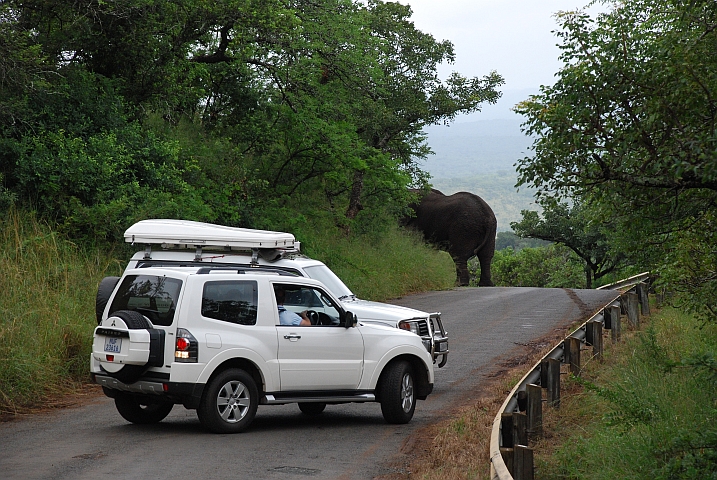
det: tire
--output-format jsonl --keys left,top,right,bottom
{"left": 298, "top": 402, "right": 326, "bottom": 415}
{"left": 197, "top": 369, "right": 258, "bottom": 434}
{"left": 379, "top": 360, "right": 416, "bottom": 424}
{"left": 104, "top": 310, "right": 153, "bottom": 384}
{"left": 96, "top": 276, "right": 121, "bottom": 324}
{"left": 114, "top": 393, "right": 174, "bottom": 424}
{"left": 109, "top": 310, "right": 152, "bottom": 330}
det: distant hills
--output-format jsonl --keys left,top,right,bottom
{"left": 419, "top": 117, "right": 540, "bottom": 232}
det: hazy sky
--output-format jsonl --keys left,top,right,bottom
{"left": 401, "top": 0, "right": 608, "bottom": 120}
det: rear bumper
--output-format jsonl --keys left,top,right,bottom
{"left": 91, "top": 373, "right": 205, "bottom": 409}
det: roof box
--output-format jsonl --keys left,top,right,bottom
{"left": 124, "top": 219, "right": 297, "bottom": 251}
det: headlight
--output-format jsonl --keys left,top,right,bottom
{"left": 398, "top": 320, "right": 419, "bottom": 335}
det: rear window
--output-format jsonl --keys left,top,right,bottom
{"left": 202, "top": 281, "right": 258, "bottom": 326}
{"left": 109, "top": 275, "right": 183, "bottom": 326}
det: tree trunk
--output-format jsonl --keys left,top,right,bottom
{"left": 345, "top": 170, "right": 364, "bottom": 219}
{"left": 584, "top": 265, "right": 593, "bottom": 289}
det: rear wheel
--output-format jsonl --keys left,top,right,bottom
{"left": 379, "top": 360, "right": 416, "bottom": 424}
{"left": 197, "top": 368, "right": 258, "bottom": 434}
{"left": 114, "top": 394, "right": 173, "bottom": 424}
{"left": 298, "top": 402, "right": 326, "bottom": 415}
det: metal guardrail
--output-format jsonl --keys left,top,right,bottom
{"left": 489, "top": 274, "right": 652, "bottom": 480}
{"left": 596, "top": 271, "right": 651, "bottom": 291}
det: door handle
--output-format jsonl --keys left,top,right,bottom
{"left": 284, "top": 334, "right": 301, "bottom": 341}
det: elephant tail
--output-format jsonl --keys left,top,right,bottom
{"left": 474, "top": 215, "right": 497, "bottom": 257}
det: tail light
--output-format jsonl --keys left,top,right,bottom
{"left": 175, "top": 328, "right": 198, "bottom": 363}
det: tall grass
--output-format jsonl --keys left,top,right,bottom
{"left": 0, "top": 210, "right": 122, "bottom": 413}
{"left": 535, "top": 307, "right": 717, "bottom": 479}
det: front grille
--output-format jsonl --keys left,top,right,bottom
{"left": 416, "top": 320, "right": 430, "bottom": 337}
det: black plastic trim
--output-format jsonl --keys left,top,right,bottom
{"left": 95, "top": 328, "right": 130, "bottom": 338}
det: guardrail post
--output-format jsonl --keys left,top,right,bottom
{"left": 526, "top": 384, "right": 542, "bottom": 438}
{"left": 513, "top": 412, "right": 528, "bottom": 447}
{"left": 587, "top": 321, "right": 603, "bottom": 360}
{"left": 514, "top": 445, "right": 534, "bottom": 480}
{"left": 546, "top": 357, "right": 560, "bottom": 407}
{"left": 501, "top": 412, "right": 514, "bottom": 448}
{"left": 625, "top": 292, "right": 640, "bottom": 328}
{"left": 609, "top": 304, "right": 621, "bottom": 342}
{"left": 636, "top": 282, "right": 650, "bottom": 316}
{"left": 603, "top": 307, "right": 612, "bottom": 329}
{"left": 500, "top": 447, "right": 514, "bottom": 477}
{"left": 565, "top": 336, "right": 581, "bottom": 376}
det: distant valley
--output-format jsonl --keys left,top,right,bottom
{"left": 420, "top": 117, "right": 539, "bottom": 231}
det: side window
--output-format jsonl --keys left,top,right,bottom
{"left": 109, "top": 275, "right": 182, "bottom": 326}
{"left": 278, "top": 285, "right": 341, "bottom": 326}
{"left": 202, "top": 281, "right": 258, "bottom": 326}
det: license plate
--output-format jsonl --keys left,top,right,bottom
{"left": 104, "top": 337, "right": 122, "bottom": 353}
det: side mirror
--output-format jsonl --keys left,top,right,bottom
{"left": 343, "top": 311, "right": 358, "bottom": 329}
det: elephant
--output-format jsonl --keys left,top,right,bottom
{"left": 404, "top": 189, "right": 497, "bottom": 287}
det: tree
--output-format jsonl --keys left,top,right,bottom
{"left": 511, "top": 198, "right": 624, "bottom": 288}
{"left": 514, "top": 0, "right": 717, "bottom": 313}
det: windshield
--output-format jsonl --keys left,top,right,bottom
{"left": 303, "top": 265, "right": 354, "bottom": 299}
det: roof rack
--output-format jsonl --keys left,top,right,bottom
{"left": 195, "top": 266, "right": 299, "bottom": 276}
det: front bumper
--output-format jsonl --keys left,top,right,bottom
{"left": 419, "top": 313, "right": 448, "bottom": 368}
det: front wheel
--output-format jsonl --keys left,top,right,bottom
{"left": 114, "top": 394, "right": 174, "bottom": 424}
{"left": 197, "top": 368, "right": 258, "bottom": 434}
{"left": 379, "top": 360, "right": 416, "bottom": 424}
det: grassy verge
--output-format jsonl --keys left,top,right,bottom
{"left": 383, "top": 305, "right": 716, "bottom": 480}
{"left": 0, "top": 210, "right": 454, "bottom": 413}
{"left": 534, "top": 307, "right": 717, "bottom": 479}
{"left": 0, "top": 210, "right": 123, "bottom": 414}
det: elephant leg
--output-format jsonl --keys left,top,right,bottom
{"left": 477, "top": 253, "right": 494, "bottom": 287}
{"left": 453, "top": 257, "right": 470, "bottom": 287}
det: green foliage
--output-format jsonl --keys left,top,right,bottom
{"left": 495, "top": 231, "right": 550, "bottom": 251}
{"left": 1, "top": 0, "right": 503, "bottom": 242}
{"left": 515, "top": 0, "right": 717, "bottom": 314}
{"left": 472, "top": 244, "right": 584, "bottom": 288}
{"left": 537, "top": 308, "right": 717, "bottom": 480}
{"left": 512, "top": 197, "right": 626, "bottom": 288}
{"left": 659, "top": 212, "right": 717, "bottom": 321}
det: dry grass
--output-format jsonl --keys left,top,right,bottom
{"left": 378, "top": 320, "right": 596, "bottom": 480}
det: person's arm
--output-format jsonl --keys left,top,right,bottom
{"left": 299, "top": 311, "right": 311, "bottom": 326}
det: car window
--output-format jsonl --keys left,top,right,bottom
{"left": 279, "top": 285, "right": 341, "bottom": 326}
{"left": 109, "top": 275, "right": 182, "bottom": 326}
{"left": 202, "top": 281, "right": 258, "bottom": 326}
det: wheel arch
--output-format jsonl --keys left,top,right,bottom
{"left": 203, "top": 357, "right": 265, "bottom": 397}
{"left": 375, "top": 354, "right": 432, "bottom": 401}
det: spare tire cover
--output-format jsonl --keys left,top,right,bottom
{"left": 100, "top": 310, "right": 153, "bottom": 384}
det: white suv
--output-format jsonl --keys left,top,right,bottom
{"left": 90, "top": 221, "right": 438, "bottom": 433}
{"left": 106, "top": 220, "right": 448, "bottom": 367}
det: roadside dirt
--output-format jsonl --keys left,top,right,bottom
{"left": 376, "top": 321, "right": 583, "bottom": 480}
{"left": 0, "top": 383, "right": 104, "bottom": 423}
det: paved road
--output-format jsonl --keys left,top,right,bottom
{"left": 0, "top": 287, "right": 618, "bottom": 480}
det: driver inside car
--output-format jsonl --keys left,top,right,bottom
{"left": 274, "top": 285, "right": 311, "bottom": 326}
